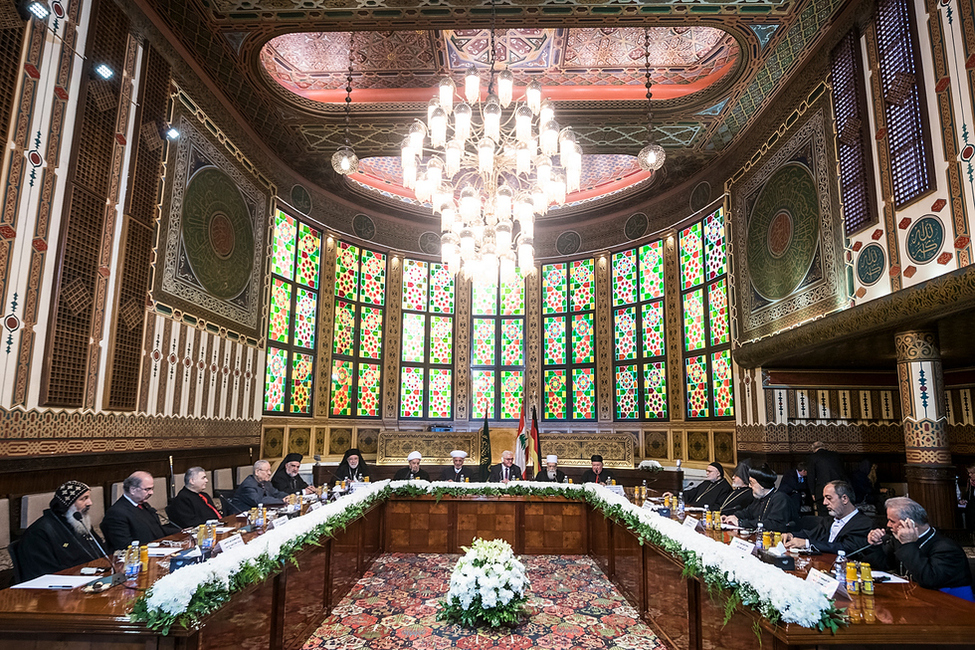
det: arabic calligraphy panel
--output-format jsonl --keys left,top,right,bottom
{"left": 905, "top": 216, "right": 944, "bottom": 265}
{"left": 856, "top": 243, "right": 886, "bottom": 286}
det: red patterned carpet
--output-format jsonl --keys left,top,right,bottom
{"left": 302, "top": 553, "right": 664, "bottom": 650}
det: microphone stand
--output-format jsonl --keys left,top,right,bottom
{"left": 72, "top": 512, "right": 117, "bottom": 574}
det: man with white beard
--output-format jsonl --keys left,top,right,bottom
{"left": 16, "top": 481, "right": 107, "bottom": 582}
{"left": 534, "top": 455, "right": 567, "bottom": 483}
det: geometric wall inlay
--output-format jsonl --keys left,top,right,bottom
{"left": 556, "top": 231, "right": 582, "bottom": 256}
{"left": 749, "top": 24, "right": 781, "bottom": 50}
{"left": 745, "top": 162, "right": 820, "bottom": 301}
{"left": 904, "top": 215, "right": 944, "bottom": 265}
{"left": 419, "top": 231, "right": 441, "bottom": 255}
{"left": 352, "top": 213, "right": 376, "bottom": 241}
{"left": 624, "top": 213, "right": 649, "bottom": 241}
{"left": 856, "top": 243, "right": 886, "bottom": 286}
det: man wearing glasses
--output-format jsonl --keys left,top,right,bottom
{"left": 102, "top": 471, "right": 179, "bottom": 552}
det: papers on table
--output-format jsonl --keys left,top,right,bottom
{"left": 215, "top": 527, "right": 235, "bottom": 533}
{"left": 684, "top": 506, "right": 706, "bottom": 512}
{"left": 12, "top": 575, "right": 93, "bottom": 590}
{"left": 146, "top": 547, "right": 180, "bottom": 557}
{"left": 872, "top": 570, "right": 909, "bottom": 584}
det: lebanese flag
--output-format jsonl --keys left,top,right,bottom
{"left": 514, "top": 400, "right": 529, "bottom": 478}
{"left": 528, "top": 406, "right": 541, "bottom": 477}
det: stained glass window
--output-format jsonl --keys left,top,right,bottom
{"left": 329, "top": 240, "right": 388, "bottom": 418}
{"left": 542, "top": 259, "right": 595, "bottom": 421}
{"left": 680, "top": 208, "right": 733, "bottom": 419}
{"left": 471, "top": 271, "right": 525, "bottom": 420}
{"left": 265, "top": 209, "right": 322, "bottom": 415}
{"left": 611, "top": 240, "right": 667, "bottom": 420}
{"left": 400, "top": 259, "right": 454, "bottom": 419}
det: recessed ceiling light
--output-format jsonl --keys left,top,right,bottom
{"left": 27, "top": 1, "right": 50, "bottom": 19}
{"left": 166, "top": 127, "right": 180, "bottom": 140}
{"left": 94, "top": 63, "right": 114, "bottom": 80}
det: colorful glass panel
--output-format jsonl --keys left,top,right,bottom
{"left": 430, "top": 316, "right": 453, "bottom": 364}
{"left": 332, "top": 300, "right": 355, "bottom": 356}
{"left": 264, "top": 347, "right": 287, "bottom": 412}
{"left": 500, "top": 274, "right": 525, "bottom": 316}
{"left": 501, "top": 318, "right": 523, "bottom": 365}
{"left": 570, "top": 259, "right": 595, "bottom": 311}
{"left": 711, "top": 349, "right": 734, "bottom": 417}
{"left": 334, "top": 242, "right": 359, "bottom": 301}
{"left": 679, "top": 222, "right": 704, "bottom": 289}
{"left": 572, "top": 367, "right": 595, "bottom": 419}
{"left": 295, "top": 222, "right": 321, "bottom": 289}
{"left": 359, "top": 306, "right": 384, "bottom": 360}
{"left": 429, "top": 262, "right": 455, "bottom": 314}
{"left": 704, "top": 209, "right": 726, "bottom": 281}
{"left": 472, "top": 276, "right": 499, "bottom": 315}
{"left": 685, "top": 355, "right": 710, "bottom": 418}
{"left": 500, "top": 370, "right": 523, "bottom": 420}
{"left": 542, "top": 263, "right": 567, "bottom": 314}
{"left": 643, "top": 361, "right": 667, "bottom": 419}
{"left": 639, "top": 241, "right": 664, "bottom": 301}
{"left": 472, "top": 370, "right": 496, "bottom": 419}
{"left": 293, "top": 287, "right": 317, "bottom": 349}
{"left": 682, "top": 289, "right": 705, "bottom": 351}
{"left": 641, "top": 301, "right": 665, "bottom": 357}
{"left": 399, "top": 366, "right": 425, "bottom": 418}
{"left": 401, "top": 313, "right": 427, "bottom": 363}
{"left": 271, "top": 211, "right": 297, "bottom": 280}
{"left": 290, "top": 352, "right": 313, "bottom": 414}
{"left": 330, "top": 359, "right": 353, "bottom": 417}
{"left": 708, "top": 279, "right": 729, "bottom": 346}
{"left": 615, "top": 365, "right": 638, "bottom": 419}
{"left": 359, "top": 249, "right": 386, "bottom": 306}
{"left": 357, "top": 363, "right": 381, "bottom": 417}
{"left": 614, "top": 307, "right": 637, "bottom": 361}
{"left": 543, "top": 317, "right": 566, "bottom": 365}
{"left": 402, "top": 259, "right": 429, "bottom": 312}
{"left": 471, "top": 318, "right": 496, "bottom": 366}
{"left": 429, "top": 368, "right": 453, "bottom": 418}
{"left": 571, "top": 313, "right": 594, "bottom": 364}
{"left": 544, "top": 369, "right": 566, "bottom": 419}
{"left": 612, "top": 249, "right": 637, "bottom": 307}
{"left": 268, "top": 278, "right": 292, "bottom": 344}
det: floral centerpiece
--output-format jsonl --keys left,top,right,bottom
{"left": 438, "top": 538, "right": 530, "bottom": 628}
{"left": 638, "top": 459, "right": 664, "bottom": 473}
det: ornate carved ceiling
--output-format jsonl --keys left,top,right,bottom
{"left": 139, "top": 0, "right": 852, "bottom": 219}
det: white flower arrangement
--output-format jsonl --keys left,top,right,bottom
{"left": 133, "top": 479, "right": 842, "bottom": 633}
{"left": 439, "top": 538, "right": 530, "bottom": 628}
{"left": 638, "top": 459, "right": 664, "bottom": 472}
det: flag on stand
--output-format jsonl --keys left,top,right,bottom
{"left": 528, "top": 406, "right": 541, "bottom": 477}
{"left": 514, "top": 400, "right": 529, "bottom": 479}
{"left": 478, "top": 415, "right": 492, "bottom": 481}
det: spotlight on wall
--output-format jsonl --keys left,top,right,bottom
{"left": 166, "top": 127, "right": 180, "bottom": 140}
{"left": 93, "top": 63, "right": 114, "bottom": 80}
{"left": 26, "top": 1, "right": 50, "bottom": 20}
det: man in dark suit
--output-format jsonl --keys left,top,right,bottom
{"left": 488, "top": 450, "right": 522, "bottom": 483}
{"left": 101, "top": 471, "right": 179, "bottom": 552}
{"left": 867, "top": 497, "right": 974, "bottom": 600}
{"left": 783, "top": 480, "right": 872, "bottom": 554}
{"left": 16, "top": 481, "right": 108, "bottom": 582}
{"left": 806, "top": 442, "right": 846, "bottom": 515}
{"left": 779, "top": 462, "right": 813, "bottom": 514}
{"left": 581, "top": 455, "right": 615, "bottom": 484}
{"left": 722, "top": 464, "right": 797, "bottom": 533}
{"left": 394, "top": 451, "right": 430, "bottom": 481}
{"left": 231, "top": 460, "right": 287, "bottom": 511}
{"left": 534, "top": 455, "right": 567, "bottom": 483}
{"left": 167, "top": 467, "right": 223, "bottom": 529}
{"left": 440, "top": 450, "right": 477, "bottom": 482}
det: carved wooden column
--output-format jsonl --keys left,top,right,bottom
{"left": 894, "top": 330, "right": 956, "bottom": 528}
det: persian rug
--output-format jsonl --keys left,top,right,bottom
{"left": 303, "top": 553, "right": 665, "bottom": 649}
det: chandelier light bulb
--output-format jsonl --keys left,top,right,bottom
{"left": 460, "top": 186, "right": 480, "bottom": 221}
{"left": 516, "top": 140, "right": 530, "bottom": 176}
{"left": 498, "top": 69, "right": 514, "bottom": 108}
{"left": 439, "top": 77, "right": 456, "bottom": 115}
{"left": 427, "top": 156, "right": 444, "bottom": 188}
{"left": 515, "top": 105, "right": 533, "bottom": 144}
{"left": 531, "top": 185, "right": 548, "bottom": 216}
{"left": 526, "top": 80, "right": 542, "bottom": 115}
{"left": 441, "top": 232, "right": 460, "bottom": 274}
{"left": 559, "top": 127, "right": 576, "bottom": 159}
{"left": 427, "top": 97, "right": 441, "bottom": 122}
{"left": 496, "top": 219, "right": 513, "bottom": 252}
{"left": 459, "top": 227, "right": 476, "bottom": 260}
{"left": 331, "top": 146, "right": 359, "bottom": 175}
{"left": 464, "top": 66, "right": 481, "bottom": 104}
{"left": 454, "top": 102, "right": 472, "bottom": 142}
{"left": 541, "top": 119, "right": 559, "bottom": 156}
{"left": 478, "top": 137, "right": 495, "bottom": 174}
{"left": 539, "top": 99, "right": 554, "bottom": 127}
{"left": 433, "top": 182, "right": 451, "bottom": 212}
{"left": 445, "top": 140, "right": 463, "bottom": 177}
{"left": 638, "top": 141, "right": 666, "bottom": 172}
{"left": 519, "top": 236, "right": 535, "bottom": 271}
{"left": 550, "top": 172, "right": 566, "bottom": 206}
{"left": 416, "top": 174, "right": 433, "bottom": 203}
{"left": 534, "top": 155, "right": 552, "bottom": 187}
{"left": 484, "top": 96, "right": 501, "bottom": 142}
{"left": 496, "top": 185, "right": 513, "bottom": 220}
{"left": 441, "top": 202, "right": 456, "bottom": 231}
{"left": 430, "top": 107, "right": 447, "bottom": 147}
{"left": 409, "top": 121, "right": 426, "bottom": 151}
{"left": 500, "top": 252, "right": 516, "bottom": 283}
{"left": 520, "top": 217, "right": 534, "bottom": 240}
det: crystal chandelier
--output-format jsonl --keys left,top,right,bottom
{"left": 638, "top": 26, "right": 666, "bottom": 173}
{"left": 400, "top": 22, "right": 582, "bottom": 283}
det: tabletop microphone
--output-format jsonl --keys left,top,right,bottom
{"left": 74, "top": 512, "right": 115, "bottom": 571}
{"left": 846, "top": 533, "right": 889, "bottom": 559}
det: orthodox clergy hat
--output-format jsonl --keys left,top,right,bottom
{"left": 546, "top": 455, "right": 558, "bottom": 464}
{"left": 283, "top": 453, "right": 303, "bottom": 464}
{"left": 450, "top": 450, "right": 468, "bottom": 459}
{"left": 50, "top": 480, "right": 90, "bottom": 515}
{"left": 590, "top": 454, "right": 603, "bottom": 463}
{"left": 708, "top": 461, "right": 725, "bottom": 477}
{"left": 407, "top": 451, "right": 422, "bottom": 461}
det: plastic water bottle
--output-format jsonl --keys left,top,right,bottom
{"left": 677, "top": 491, "right": 685, "bottom": 517}
{"left": 124, "top": 541, "right": 140, "bottom": 579}
{"left": 755, "top": 523, "right": 765, "bottom": 551}
{"left": 833, "top": 550, "right": 847, "bottom": 582}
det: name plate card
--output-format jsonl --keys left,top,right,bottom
{"left": 269, "top": 516, "right": 289, "bottom": 530}
{"left": 217, "top": 533, "right": 245, "bottom": 553}
{"left": 729, "top": 536, "right": 756, "bottom": 555}
{"left": 682, "top": 515, "right": 700, "bottom": 530}
{"left": 806, "top": 568, "right": 842, "bottom": 598}
{"left": 310, "top": 501, "right": 322, "bottom": 511}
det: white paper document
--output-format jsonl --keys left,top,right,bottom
{"left": 11, "top": 575, "right": 93, "bottom": 590}
{"left": 147, "top": 547, "right": 180, "bottom": 557}
{"left": 872, "top": 570, "right": 909, "bottom": 584}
